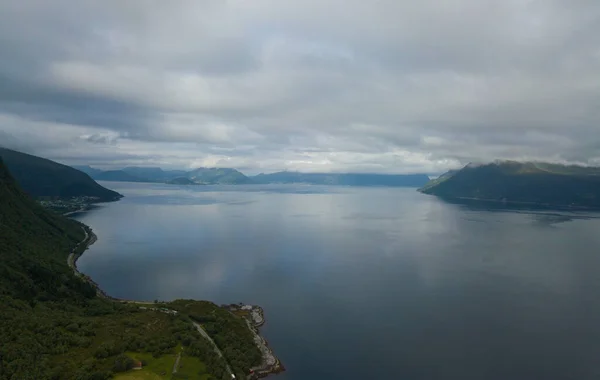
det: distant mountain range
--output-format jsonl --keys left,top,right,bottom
{"left": 74, "top": 166, "right": 431, "bottom": 187}
{"left": 7, "top": 146, "right": 600, "bottom": 209}
{"left": 74, "top": 165, "right": 252, "bottom": 185}
{"left": 419, "top": 161, "right": 600, "bottom": 209}
{"left": 0, "top": 148, "right": 122, "bottom": 201}
{"left": 252, "top": 171, "right": 431, "bottom": 187}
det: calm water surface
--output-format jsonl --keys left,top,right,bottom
{"left": 75, "top": 182, "right": 600, "bottom": 380}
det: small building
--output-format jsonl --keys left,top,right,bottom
{"left": 132, "top": 361, "right": 143, "bottom": 370}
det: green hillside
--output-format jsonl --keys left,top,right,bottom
{"left": 0, "top": 159, "right": 261, "bottom": 380}
{"left": 419, "top": 161, "right": 600, "bottom": 209}
{"left": 0, "top": 148, "right": 121, "bottom": 201}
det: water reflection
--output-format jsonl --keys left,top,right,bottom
{"left": 75, "top": 183, "right": 600, "bottom": 380}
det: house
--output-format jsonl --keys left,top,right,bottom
{"left": 132, "top": 361, "right": 143, "bottom": 370}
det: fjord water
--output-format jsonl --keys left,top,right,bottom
{"left": 75, "top": 182, "right": 600, "bottom": 380}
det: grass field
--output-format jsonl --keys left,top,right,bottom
{"left": 174, "top": 354, "right": 211, "bottom": 379}
{"left": 114, "top": 347, "right": 213, "bottom": 380}
{"left": 127, "top": 351, "right": 176, "bottom": 377}
{"left": 114, "top": 369, "right": 164, "bottom": 380}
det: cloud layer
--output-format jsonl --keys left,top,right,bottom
{"left": 1, "top": 0, "right": 599, "bottom": 174}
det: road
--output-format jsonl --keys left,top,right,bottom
{"left": 67, "top": 227, "right": 89, "bottom": 275}
{"left": 192, "top": 322, "right": 236, "bottom": 378}
{"left": 172, "top": 351, "right": 182, "bottom": 374}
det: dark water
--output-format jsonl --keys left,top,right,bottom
{"left": 75, "top": 182, "right": 600, "bottom": 380}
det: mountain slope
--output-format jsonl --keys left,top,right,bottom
{"left": 252, "top": 171, "right": 430, "bottom": 187}
{"left": 418, "top": 170, "right": 458, "bottom": 192}
{"left": 419, "top": 161, "right": 600, "bottom": 209}
{"left": 0, "top": 148, "right": 121, "bottom": 201}
{"left": 0, "top": 157, "right": 87, "bottom": 299}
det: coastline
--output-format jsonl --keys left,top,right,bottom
{"left": 67, "top": 225, "right": 285, "bottom": 379}
{"left": 420, "top": 193, "right": 600, "bottom": 211}
{"left": 226, "top": 304, "right": 286, "bottom": 378}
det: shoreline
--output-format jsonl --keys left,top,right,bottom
{"left": 226, "top": 304, "right": 286, "bottom": 378}
{"left": 420, "top": 192, "right": 600, "bottom": 211}
{"left": 67, "top": 225, "right": 285, "bottom": 379}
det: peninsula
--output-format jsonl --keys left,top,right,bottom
{"left": 0, "top": 157, "right": 283, "bottom": 380}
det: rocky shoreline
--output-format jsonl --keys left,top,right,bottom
{"left": 67, "top": 226, "right": 113, "bottom": 300}
{"left": 226, "top": 304, "right": 286, "bottom": 378}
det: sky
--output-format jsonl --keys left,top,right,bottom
{"left": 0, "top": 1, "right": 599, "bottom": 175}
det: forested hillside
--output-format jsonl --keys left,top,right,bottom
{"left": 0, "top": 148, "right": 121, "bottom": 201}
{"left": 419, "top": 161, "right": 600, "bottom": 209}
{"left": 0, "top": 159, "right": 260, "bottom": 380}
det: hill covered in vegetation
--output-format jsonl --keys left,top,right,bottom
{"left": 0, "top": 159, "right": 266, "bottom": 380}
{"left": 419, "top": 161, "right": 600, "bottom": 209}
{"left": 0, "top": 148, "right": 121, "bottom": 201}
{"left": 251, "top": 171, "right": 430, "bottom": 187}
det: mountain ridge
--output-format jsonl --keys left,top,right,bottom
{"left": 80, "top": 165, "right": 251, "bottom": 185}
{"left": 419, "top": 161, "right": 600, "bottom": 209}
{"left": 251, "top": 171, "right": 430, "bottom": 187}
{"left": 0, "top": 147, "right": 122, "bottom": 201}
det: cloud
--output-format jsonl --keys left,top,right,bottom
{"left": 0, "top": 0, "right": 599, "bottom": 174}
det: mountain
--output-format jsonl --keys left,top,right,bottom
{"left": 93, "top": 170, "right": 147, "bottom": 182}
{"left": 167, "top": 176, "right": 198, "bottom": 185}
{"left": 251, "top": 171, "right": 430, "bottom": 187}
{"left": 187, "top": 167, "right": 251, "bottom": 184}
{"left": 0, "top": 148, "right": 122, "bottom": 201}
{"left": 419, "top": 161, "right": 600, "bottom": 209}
{"left": 76, "top": 165, "right": 251, "bottom": 184}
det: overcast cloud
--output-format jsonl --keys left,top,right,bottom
{"left": 0, "top": 0, "right": 599, "bottom": 174}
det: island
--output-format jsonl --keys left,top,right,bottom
{"left": 419, "top": 161, "right": 600, "bottom": 209}
{"left": 0, "top": 157, "right": 283, "bottom": 380}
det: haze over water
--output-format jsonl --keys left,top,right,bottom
{"left": 75, "top": 182, "right": 600, "bottom": 380}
